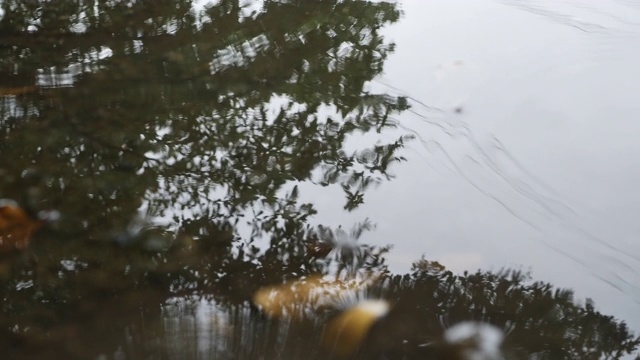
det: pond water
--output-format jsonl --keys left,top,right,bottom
{"left": 340, "top": 0, "right": 640, "bottom": 332}
{"left": 1, "top": 0, "right": 639, "bottom": 359}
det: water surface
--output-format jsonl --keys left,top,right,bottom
{"left": 1, "top": 0, "right": 639, "bottom": 359}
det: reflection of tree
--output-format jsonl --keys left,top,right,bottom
{"left": 0, "top": 0, "right": 407, "bottom": 357}
{"left": 0, "top": 0, "right": 407, "bottom": 232}
{"left": 11, "top": 260, "right": 632, "bottom": 359}
{"left": 359, "top": 260, "right": 640, "bottom": 359}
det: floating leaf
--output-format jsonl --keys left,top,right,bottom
{"left": 252, "top": 272, "right": 380, "bottom": 320}
{"left": 0, "top": 202, "right": 42, "bottom": 252}
{"left": 322, "top": 300, "right": 390, "bottom": 358}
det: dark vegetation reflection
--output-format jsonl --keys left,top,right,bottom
{"left": 0, "top": 0, "right": 638, "bottom": 359}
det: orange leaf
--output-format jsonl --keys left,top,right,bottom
{"left": 0, "top": 204, "right": 42, "bottom": 252}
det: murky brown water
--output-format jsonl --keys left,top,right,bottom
{"left": 1, "top": 0, "right": 639, "bottom": 359}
